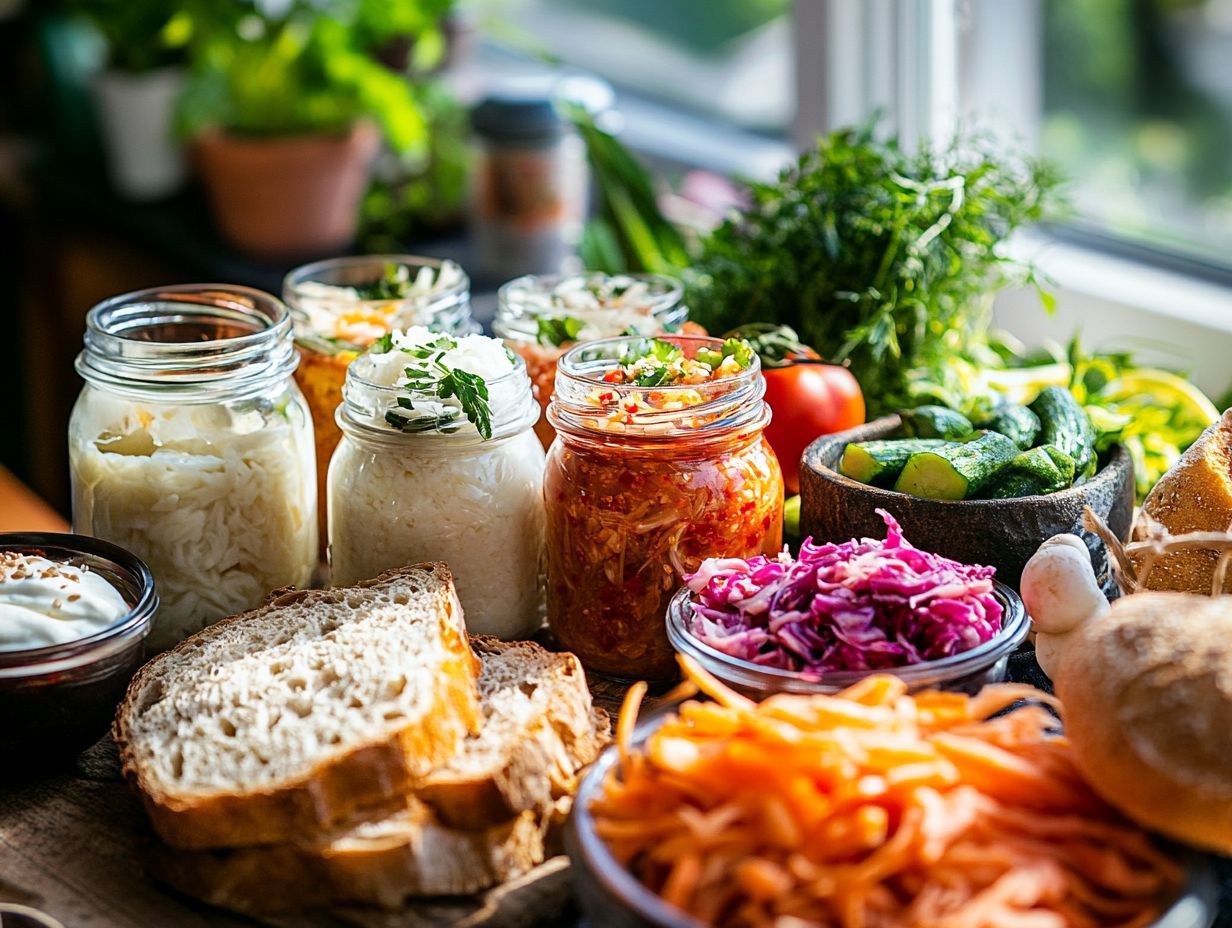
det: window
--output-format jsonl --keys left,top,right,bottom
{"left": 488, "top": 0, "right": 793, "bottom": 135}
{"left": 1039, "top": 0, "right": 1232, "bottom": 269}
{"left": 958, "top": 0, "right": 1232, "bottom": 273}
{"left": 463, "top": 0, "right": 796, "bottom": 178}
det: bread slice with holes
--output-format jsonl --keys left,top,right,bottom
{"left": 418, "top": 636, "right": 610, "bottom": 829}
{"left": 114, "top": 564, "right": 481, "bottom": 851}
{"left": 148, "top": 639, "right": 610, "bottom": 914}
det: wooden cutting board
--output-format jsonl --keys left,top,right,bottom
{"left": 0, "top": 679, "right": 659, "bottom": 928}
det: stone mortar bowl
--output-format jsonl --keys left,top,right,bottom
{"left": 799, "top": 416, "right": 1135, "bottom": 591}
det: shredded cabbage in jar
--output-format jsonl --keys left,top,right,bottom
{"left": 70, "top": 396, "right": 317, "bottom": 651}
{"left": 684, "top": 509, "right": 1003, "bottom": 673}
{"left": 296, "top": 261, "right": 466, "bottom": 345}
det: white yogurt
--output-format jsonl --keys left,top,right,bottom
{"left": 0, "top": 552, "right": 130, "bottom": 650}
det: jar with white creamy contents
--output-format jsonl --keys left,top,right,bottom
{"left": 69, "top": 285, "right": 317, "bottom": 651}
{"left": 493, "top": 273, "right": 691, "bottom": 448}
{"left": 284, "top": 255, "right": 476, "bottom": 556}
{"left": 329, "top": 327, "right": 545, "bottom": 639}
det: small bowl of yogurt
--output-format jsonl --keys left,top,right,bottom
{"left": 0, "top": 533, "right": 157, "bottom": 766}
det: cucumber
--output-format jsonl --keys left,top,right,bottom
{"left": 1042, "top": 445, "right": 1077, "bottom": 484}
{"left": 894, "top": 430, "right": 1020, "bottom": 500}
{"left": 978, "top": 404, "right": 1040, "bottom": 450}
{"left": 896, "top": 405, "right": 975, "bottom": 441}
{"left": 839, "top": 439, "right": 954, "bottom": 487}
{"left": 1029, "top": 386, "right": 1098, "bottom": 478}
{"left": 980, "top": 445, "right": 1075, "bottom": 499}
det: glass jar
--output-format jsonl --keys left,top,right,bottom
{"left": 328, "top": 337, "right": 545, "bottom": 639}
{"left": 69, "top": 285, "right": 317, "bottom": 652}
{"left": 284, "top": 255, "right": 476, "bottom": 555}
{"left": 494, "top": 273, "right": 688, "bottom": 449}
{"left": 544, "top": 335, "right": 784, "bottom": 680}
{"left": 470, "top": 89, "right": 587, "bottom": 279}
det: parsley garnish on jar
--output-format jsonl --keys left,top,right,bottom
{"left": 366, "top": 329, "right": 505, "bottom": 440}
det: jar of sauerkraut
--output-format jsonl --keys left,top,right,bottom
{"left": 70, "top": 285, "right": 317, "bottom": 651}
{"left": 545, "top": 335, "right": 784, "bottom": 679}
{"left": 328, "top": 328, "right": 545, "bottom": 639}
{"left": 284, "top": 255, "right": 476, "bottom": 555}
{"left": 493, "top": 273, "right": 689, "bottom": 449}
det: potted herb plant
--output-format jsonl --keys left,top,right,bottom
{"left": 70, "top": 1, "right": 191, "bottom": 200}
{"left": 178, "top": 1, "right": 439, "bottom": 258}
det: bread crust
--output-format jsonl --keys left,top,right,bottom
{"left": 1057, "top": 592, "right": 1232, "bottom": 854}
{"left": 1136, "top": 408, "right": 1232, "bottom": 593}
{"left": 417, "top": 637, "right": 611, "bottom": 829}
{"left": 148, "top": 800, "right": 549, "bottom": 914}
{"left": 114, "top": 564, "right": 481, "bottom": 850}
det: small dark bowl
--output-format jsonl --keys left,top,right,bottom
{"left": 666, "top": 580, "right": 1029, "bottom": 699}
{"left": 799, "top": 416, "right": 1135, "bottom": 591}
{"left": 0, "top": 533, "right": 157, "bottom": 769}
{"left": 566, "top": 713, "right": 1218, "bottom": 928}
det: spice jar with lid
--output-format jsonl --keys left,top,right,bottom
{"left": 328, "top": 327, "right": 545, "bottom": 639}
{"left": 544, "top": 335, "right": 784, "bottom": 679}
{"left": 69, "top": 285, "right": 318, "bottom": 651}
{"left": 284, "top": 255, "right": 476, "bottom": 553}
{"left": 493, "top": 272, "right": 690, "bottom": 448}
{"left": 470, "top": 88, "right": 587, "bottom": 279}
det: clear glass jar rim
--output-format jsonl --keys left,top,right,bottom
{"left": 549, "top": 334, "right": 769, "bottom": 439}
{"left": 497, "top": 271, "right": 683, "bottom": 313}
{"left": 76, "top": 284, "right": 297, "bottom": 394}
{"left": 666, "top": 581, "right": 1029, "bottom": 688}
{"left": 339, "top": 350, "right": 540, "bottom": 444}
{"left": 283, "top": 254, "right": 471, "bottom": 309}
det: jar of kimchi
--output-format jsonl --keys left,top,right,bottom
{"left": 544, "top": 335, "right": 784, "bottom": 679}
{"left": 493, "top": 273, "right": 688, "bottom": 449}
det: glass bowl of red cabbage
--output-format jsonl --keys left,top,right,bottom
{"left": 666, "top": 509, "right": 1029, "bottom": 697}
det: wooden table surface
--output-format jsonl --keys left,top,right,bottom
{"left": 0, "top": 465, "right": 69, "bottom": 533}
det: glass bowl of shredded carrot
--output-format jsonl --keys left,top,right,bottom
{"left": 566, "top": 656, "right": 1214, "bottom": 928}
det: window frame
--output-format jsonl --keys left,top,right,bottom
{"left": 793, "top": 0, "right": 1232, "bottom": 392}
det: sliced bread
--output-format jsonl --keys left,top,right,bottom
{"left": 418, "top": 636, "right": 610, "bottom": 829}
{"left": 149, "top": 798, "right": 548, "bottom": 914}
{"left": 114, "top": 564, "right": 481, "bottom": 850}
{"left": 148, "top": 638, "right": 610, "bottom": 914}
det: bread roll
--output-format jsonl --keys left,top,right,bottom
{"left": 1135, "top": 408, "right": 1232, "bottom": 593}
{"left": 1054, "top": 591, "right": 1232, "bottom": 854}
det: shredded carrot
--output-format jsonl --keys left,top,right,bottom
{"left": 591, "top": 657, "right": 1182, "bottom": 928}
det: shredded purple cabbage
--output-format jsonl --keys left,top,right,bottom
{"left": 683, "top": 509, "right": 1003, "bottom": 674}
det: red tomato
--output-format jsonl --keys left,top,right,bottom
{"left": 762, "top": 362, "right": 865, "bottom": 493}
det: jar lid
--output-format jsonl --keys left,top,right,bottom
{"left": 472, "top": 94, "right": 564, "bottom": 143}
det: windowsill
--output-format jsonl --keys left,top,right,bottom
{"left": 995, "top": 231, "right": 1232, "bottom": 397}
{"left": 1011, "top": 231, "right": 1232, "bottom": 334}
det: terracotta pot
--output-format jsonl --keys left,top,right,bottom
{"left": 195, "top": 122, "right": 380, "bottom": 259}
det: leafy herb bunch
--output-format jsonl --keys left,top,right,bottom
{"left": 67, "top": 0, "right": 193, "bottom": 73}
{"left": 374, "top": 333, "right": 493, "bottom": 439}
{"left": 176, "top": 0, "right": 451, "bottom": 155}
{"left": 688, "top": 125, "right": 1061, "bottom": 416}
